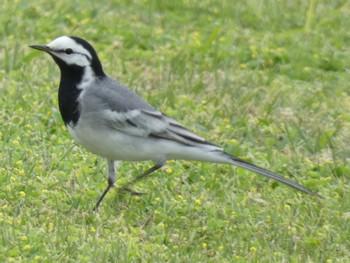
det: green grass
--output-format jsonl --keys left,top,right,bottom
{"left": 1, "top": 0, "right": 350, "bottom": 262}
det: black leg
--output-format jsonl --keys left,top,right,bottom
{"left": 94, "top": 160, "right": 165, "bottom": 210}
{"left": 93, "top": 183, "right": 113, "bottom": 211}
{"left": 93, "top": 160, "right": 116, "bottom": 211}
{"left": 121, "top": 160, "right": 165, "bottom": 192}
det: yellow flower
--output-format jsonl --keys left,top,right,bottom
{"left": 165, "top": 168, "right": 173, "bottom": 174}
{"left": 131, "top": 15, "right": 139, "bottom": 21}
{"left": 249, "top": 246, "right": 257, "bottom": 253}
{"left": 155, "top": 28, "right": 164, "bottom": 36}
{"left": 192, "top": 31, "right": 201, "bottom": 46}
{"left": 154, "top": 210, "right": 160, "bottom": 215}
{"left": 15, "top": 168, "right": 25, "bottom": 176}
{"left": 23, "top": 244, "right": 31, "bottom": 251}
{"left": 15, "top": 160, "right": 23, "bottom": 166}
{"left": 176, "top": 195, "right": 184, "bottom": 201}
{"left": 19, "top": 191, "right": 26, "bottom": 197}
{"left": 11, "top": 139, "right": 20, "bottom": 146}
{"left": 229, "top": 139, "right": 237, "bottom": 144}
{"left": 321, "top": 176, "right": 332, "bottom": 182}
{"left": 250, "top": 45, "right": 257, "bottom": 52}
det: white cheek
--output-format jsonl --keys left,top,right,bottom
{"left": 64, "top": 54, "right": 90, "bottom": 67}
{"left": 51, "top": 51, "right": 90, "bottom": 67}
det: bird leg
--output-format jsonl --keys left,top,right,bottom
{"left": 93, "top": 160, "right": 117, "bottom": 210}
{"left": 121, "top": 160, "right": 165, "bottom": 194}
{"left": 94, "top": 160, "right": 165, "bottom": 210}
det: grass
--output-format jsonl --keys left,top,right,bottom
{"left": 1, "top": 0, "right": 349, "bottom": 262}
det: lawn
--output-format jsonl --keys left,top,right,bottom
{"left": 0, "top": 0, "right": 349, "bottom": 262}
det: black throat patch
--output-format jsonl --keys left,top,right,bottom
{"left": 53, "top": 55, "right": 84, "bottom": 126}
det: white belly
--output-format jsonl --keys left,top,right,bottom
{"left": 66, "top": 119, "right": 227, "bottom": 164}
{"left": 67, "top": 122, "right": 163, "bottom": 161}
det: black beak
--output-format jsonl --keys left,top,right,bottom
{"left": 29, "top": 45, "right": 51, "bottom": 52}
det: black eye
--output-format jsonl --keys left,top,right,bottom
{"left": 64, "top": 48, "right": 73, "bottom": 55}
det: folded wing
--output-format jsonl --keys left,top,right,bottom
{"left": 102, "top": 108, "right": 221, "bottom": 149}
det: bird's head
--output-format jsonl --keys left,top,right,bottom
{"left": 30, "top": 36, "right": 105, "bottom": 78}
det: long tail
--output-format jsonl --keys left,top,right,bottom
{"left": 154, "top": 116, "right": 322, "bottom": 198}
{"left": 223, "top": 152, "right": 323, "bottom": 198}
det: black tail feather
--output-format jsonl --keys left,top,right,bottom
{"left": 225, "top": 152, "right": 323, "bottom": 198}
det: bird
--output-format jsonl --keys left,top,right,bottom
{"left": 30, "top": 36, "right": 321, "bottom": 210}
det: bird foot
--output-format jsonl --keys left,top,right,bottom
{"left": 119, "top": 187, "right": 145, "bottom": 196}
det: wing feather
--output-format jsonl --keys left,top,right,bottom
{"left": 102, "top": 108, "right": 220, "bottom": 149}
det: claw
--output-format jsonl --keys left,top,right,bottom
{"left": 119, "top": 187, "right": 145, "bottom": 196}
